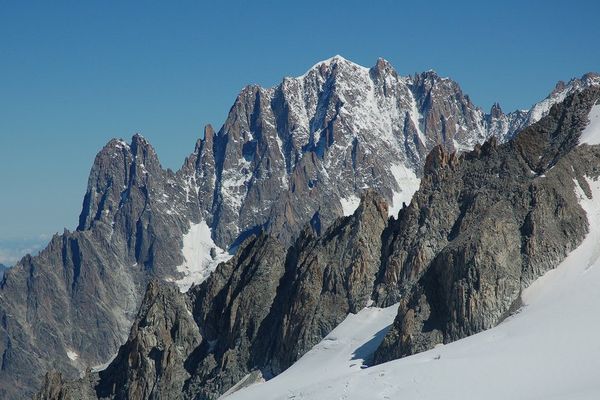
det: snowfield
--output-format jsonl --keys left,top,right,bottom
{"left": 389, "top": 163, "right": 420, "bottom": 217}
{"left": 340, "top": 195, "right": 362, "bottom": 216}
{"left": 226, "top": 176, "right": 600, "bottom": 400}
{"left": 169, "top": 221, "right": 232, "bottom": 292}
{"left": 580, "top": 103, "right": 600, "bottom": 145}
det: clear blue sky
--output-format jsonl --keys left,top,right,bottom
{"left": 1, "top": 0, "right": 599, "bottom": 263}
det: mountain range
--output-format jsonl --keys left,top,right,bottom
{"left": 0, "top": 56, "right": 598, "bottom": 399}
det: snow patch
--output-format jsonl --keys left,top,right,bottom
{"left": 527, "top": 75, "right": 600, "bottom": 128}
{"left": 452, "top": 138, "right": 472, "bottom": 153}
{"left": 172, "top": 221, "right": 232, "bottom": 292}
{"left": 409, "top": 92, "right": 426, "bottom": 145}
{"left": 528, "top": 90, "right": 569, "bottom": 123}
{"left": 225, "top": 304, "right": 398, "bottom": 399}
{"left": 340, "top": 195, "right": 361, "bottom": 216}
{"left": 579, "top": 103, "right": 600, "bottom": 145}
{"left": 388, "top": 164, "right": 420, "bottom": 217}
{"left": 66, "top": 349, "right": 79, "bottom": 361}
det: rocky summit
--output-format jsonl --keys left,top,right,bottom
{"left": 0, "top": 56, "right": 598, "bottom": 399}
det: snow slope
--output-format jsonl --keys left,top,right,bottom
{"left": 579, "top": 103, "right": 600, "bottom": 145}
{"left": 224, "top": 304, "right": 399, "bottom": 400}
{"left": 389, "top": 163, "right": 420, "bottom": 217}
{"left": 170, "top": 221, "right": 232, "bottom": 292}
{"left": 226, "top": 177, "right": 600, "bottom": 400}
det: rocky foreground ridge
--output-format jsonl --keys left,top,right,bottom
{"left": 33, "top": 87, "right": 600, "bottom": 399}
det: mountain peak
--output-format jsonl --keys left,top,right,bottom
{"left": 571, "top": 71, "right": 600, "bottom": 85}
{"left": 490, "top": 102, "right": 503, "bottom": 118}
{"left": 552, "top": 80, "right": 567, "bottom": 96}
{"left": 313, "top": 54, "right": 351, "bottom": 66}
{"left": 524, "top": 72, "right": 600, "bottom": 126}
{"left": 130, "top": 133, "right": 159, "bottom": 165}
{"left": 296, "top": 54, "right": 369, "bottom": 79}
{"left": 372, "top": 57, "right": 396, "bottom": 75}
{"left": 105, "top": 137, "right": 130, "bottom": 151}
{"left": 326, "top": 54, "right": 348, "bottom": 63}
{"left": 417, "top": 69, "right": 444, "bottom": 81}
{"left": 131, "top": 132, "right": 150, "bottom": 146}
{"left": 375, "top": 56, "right": 392, "bottom": 66}
{"left": 204, "top": 124, "right": 215, "bottom": 143}
{"left": 549, "top": 72, "right": 600, "bottom": 97}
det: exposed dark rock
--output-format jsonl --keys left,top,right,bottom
{"left": 262, "top": 189, "right": 389, "bottom": 374}
{"left": 34, "top": 191, "right": 390, "bottom": 400}
{"left": 373, "top": 87, "right": 600, "bottom": 363}
{"left": 182, "top": 233, "right": 288, "bottom": 399}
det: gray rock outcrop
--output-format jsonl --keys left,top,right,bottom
{"left": 373, "top": 86, "right": 600, "bottom": 362}
{"left": 34, "top": 190, "right": 390, "bottom": 400}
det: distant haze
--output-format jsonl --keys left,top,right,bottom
{"left": 0, "top": 235, "right": 50, "bottom": 266}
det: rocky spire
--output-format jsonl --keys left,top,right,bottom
{"left": 490, "top": 102, "right": 503, "bottom": 118}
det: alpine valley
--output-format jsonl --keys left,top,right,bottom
{"left": 1, "top": 56, "right": 599, "bottom": 399}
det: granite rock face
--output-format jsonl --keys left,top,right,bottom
{"left": 176, "top": 59, "right": 600, "bottom": 250}
{"left": 0, "top": 135, "right": 201, "bottom": 399}
{"left": 183, "top": 233, "right": 288, "bottom": 399}
{"left": 33, "top": 281, "right": 199, "bottom": 400}
{"left": 203, "top": 56, "right": 579, "bottom": 246}
{"left": 263, "top": 190, "right": 389, "bottom": 374}
{"left": 373, "top": 87, "right": 600, "bottom": 362}
{"left": 35, "top": 190, "right": 391, "bottom": 400}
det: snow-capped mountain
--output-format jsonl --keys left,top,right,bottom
{"left": 227, "top": 152, "right": 600, "bottom": 400}
{"left": 2, "top": 57, "right": 599, "bottom": 399}
{"left": 78, "top": 56, "right": 599, "bottom": 253}
{"left": 179, "top": 57, "right": 598, "bottom": 248}
{"left": 34, "top": 86, "right": 600, "bottom": 400}
{"left": 525, "top": 72, "right": 600, "bottom": 126}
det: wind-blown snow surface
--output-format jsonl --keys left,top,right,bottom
{"left": 579, "top": 104, "right": 600, "bottom": 145}
{"left": 171, "top": 221, "right": 232, "bottom": 292}
{"left": 227, "top": 178, "right": 600, "bottom": 400}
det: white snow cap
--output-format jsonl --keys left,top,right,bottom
{"left": 296, "top": 54, "right": 369, "bottom": 79}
